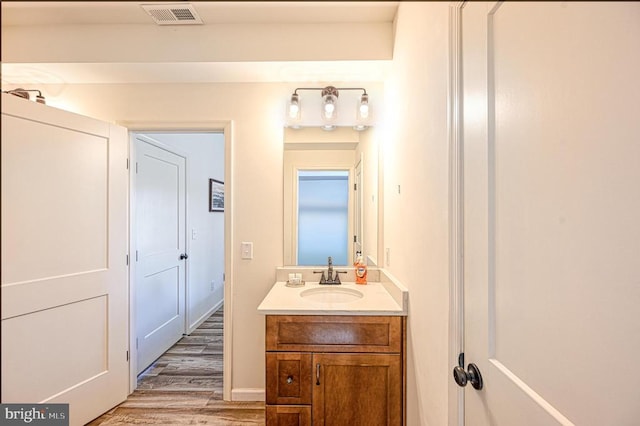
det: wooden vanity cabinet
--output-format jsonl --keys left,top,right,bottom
{"left": 265, "top": 315, "right": 406, "bottom": 426}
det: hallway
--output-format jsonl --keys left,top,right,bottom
{"left": 88, "top": 306, "right": 265, "bottom": 425}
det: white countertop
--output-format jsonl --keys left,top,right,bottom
{"left": 257, "top": 281, "right": 407, "bottom": 316}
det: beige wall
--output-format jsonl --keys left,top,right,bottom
{"left": 378, "top": 3, "right": 451, "bottom": 425}
{"left": 3, "top": 1, "right": 455, "bottom": 420}
{"left": 17, "top": 82, "right": 286, "bottom": 393}
{"left": 13, "top": 81, "right": 386, "bottom": 397}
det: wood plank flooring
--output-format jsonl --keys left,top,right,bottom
{"left": 88, "top": 305, "right": 265, "bottom": 425}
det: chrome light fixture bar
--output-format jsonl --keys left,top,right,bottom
{"left": 287, "top": 86, "right": 370, "bottom": 131}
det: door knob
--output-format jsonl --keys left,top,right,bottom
{"left": 179, "top": 253, "right": 188, "bottom": 260}
{"left": 453, "top": 363, "right": 483, "bottom": 390}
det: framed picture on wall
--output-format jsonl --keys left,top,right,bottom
{"left": 209, "top": 179, "right": 224, "bottom": 212}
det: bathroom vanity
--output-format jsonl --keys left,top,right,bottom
{"left": 258, "top": 271, "right": 408, "bottom": 426}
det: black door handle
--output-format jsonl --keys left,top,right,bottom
{"left": 453, "top": 363, "right": 483, "bottom": 390}
{"left": 179, "top": 253, "right": 188, "bottom": 260}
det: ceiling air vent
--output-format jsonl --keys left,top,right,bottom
{"left": 141, "top": 3, "right": 203, "bottom": 25}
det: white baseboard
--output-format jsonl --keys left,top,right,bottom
{"left": 231, "top": 388, "right": 265, "bottom": 402}
{"left": 187, "top": 298, "right": 224, "bottom": 334}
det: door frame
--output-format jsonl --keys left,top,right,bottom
{"left": 354, "top": 153, "right": 363, "bottom": 258}
{"left": 122, "top": 120, "right": 234, "bottom": 401}
{"left": 448, "top": 2, "right": 465, "bottom": 426}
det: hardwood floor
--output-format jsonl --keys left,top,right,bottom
{"left": 88, "top": 305, "right": 265, "bottom": 425}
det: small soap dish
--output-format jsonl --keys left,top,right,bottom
{"left": 285, "top": 273, "right": 304, "bottom": 287}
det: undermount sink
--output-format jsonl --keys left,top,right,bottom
{"left": 300, "top": 287, "right": 364, "bottom": 303}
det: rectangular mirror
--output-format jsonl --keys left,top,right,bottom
{"left": 283, "top": 127, "right": 379, "bottom": 266}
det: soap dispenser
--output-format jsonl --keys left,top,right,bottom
{"left": 354, "top": 251, "right": 367, "bottom": 285}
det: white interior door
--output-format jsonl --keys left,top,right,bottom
{"left": 460, "top": 2, "right": 640, "bottom": 424}
{"left": 1, "top": 94, "right": 129, "bottom": 425}
{"left": 135, "top": 136, "right": 187, "bottom": 374}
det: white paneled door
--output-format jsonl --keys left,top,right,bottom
{"left": 135, "top": 136, "right": 187, "bottom": 374}
{"left": 460, "top": 2, "right": 640, "bottom": 425}
{"left": 1, "top": 94, "right": 129, "bottom": 425}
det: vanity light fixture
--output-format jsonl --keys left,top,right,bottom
{"left": 286, "top": 86, "right": 370, "bottom": 131}
{"left": 2, "top": 88, "right": 46, "bottom": 104}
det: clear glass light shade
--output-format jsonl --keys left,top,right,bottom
{"left": 358, "top": 102, "right": 369, "bottom": 119}
{"left": 322, "top": 94, "right": 338, "bottom": 121}
{"left": 354, "top": 94, "right": 370, "bottom": 131}
{"left": 288, "top": 102, "right": 299, "bottom": 119}
{"left": 288, "top": 94, "right": 300, "bottom": 118}
{"left": 286, "top": 94, "right": 301, "bottom": 127}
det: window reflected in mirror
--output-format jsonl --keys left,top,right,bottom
{"left": 297, "top": 170, "right": 349, "bottom": 265}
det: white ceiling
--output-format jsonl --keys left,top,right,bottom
{"left": 1, "top": 2, "right": 398, "bottom": 84}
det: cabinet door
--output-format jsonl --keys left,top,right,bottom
{"left": 266, "top": 352, "right": 312, "bottom": 405}
{"left": 313, "top": 353, "right": 401, "bottom": 426}
{"left": 266, "top": 406, "right": 311, "bottom": 426}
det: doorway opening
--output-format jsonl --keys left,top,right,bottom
{"left": 129, "top": 128, "right": 230, "bottom": 400}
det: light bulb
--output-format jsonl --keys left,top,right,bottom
{"left": 322, "top": 94, "right": 337, "bottom": 120}
{"left": 323, "top": 102, "right": 335, "bottom": 119}
{"left": 358, "top": 94, "right": 369, "bottom": 120}
{"left": 286, "top": 93, "right": 301, "bottom": 125}
{"left": 359, "top": 103, "right": 369, "bottom": 119}
{"left": 288, "top": 103, "right": 299, "bottom": 119}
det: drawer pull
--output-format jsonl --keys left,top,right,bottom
{"left": 316, "top": 363, "right": 321, "bottom": 385}
{"left": 287, "top": 375, "right": 294, "bottom": 384}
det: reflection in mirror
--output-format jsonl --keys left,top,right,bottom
{"left": 297, "top": 170, "right": 349, "bottom": 265}
{"left": 283, "top": 127, "right": 379, "bottom": 267}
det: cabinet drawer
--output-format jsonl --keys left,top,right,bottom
{"left": 266, "top": 353, "right": 312, "bottom": 405}
{"left": 266, "top": 405, "right": 311, "bottom": 426}
{"left": 266, "top": 315, "right": 402, "bottom": 353}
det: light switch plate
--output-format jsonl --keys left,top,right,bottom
{"left": 241, "top": 242, "right": 253, "bottom": 259}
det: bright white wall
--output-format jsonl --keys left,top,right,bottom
{"left": 142, "top": 132, "right": 225, "bottom": 331}
{"left": 378, "top": 3, "right": 451, "bottom": 425}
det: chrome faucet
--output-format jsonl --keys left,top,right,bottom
{"left": 314, "top": 256, "right": 346, "bottom": 285}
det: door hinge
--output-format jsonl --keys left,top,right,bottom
{"left": 126, "top": 350, "right": 129, "bottom": 362}
{"left": 126, "top": 158, "right": 129, "bottom": 170}
{"left": 354, "top": 183, "right": 357, "bottom": 191}
{"left": 353, "top": 235, "right": 357, "bottom": 243}
{"left": 126, "top": 254, "right": 129, "bottom": 265}
{"left": 135, "top": 162, "right": 139, "bottom": 174}
{"left": 136, "top": 250, "right": 139, "bottom": 262}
